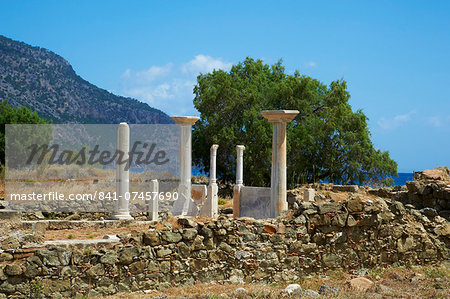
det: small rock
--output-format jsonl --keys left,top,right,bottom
{"left": 346, "top": 277, "right": 375, "bottom": 291}
{"left": 318, "top": 285, "right": 338, "bottom": 296}
{"left": 420, "top": 207, "right": 438, "bottom": 218}
{"left": 4, "top": 264, "right": 23, "bottom": 276}
{"left": 303, "top": 289, "right": 319, "bottom": 297}
{"left": 222, "top": 207, "right": 233, "bottom": 214}
{"left": 0, "top": 253, "right": 13, "bottom": 262}
{"left": 284, "top": 284, "right": 302, "bottom": 295}
{"left": 233, "top": 287, "right": 248, "bottom": 297}
{"left": 177, "top": 217, "right": 198, "bottom": 228}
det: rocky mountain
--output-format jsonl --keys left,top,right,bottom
{"left": 0, "top": 35, "right": 173, "bottom": 124}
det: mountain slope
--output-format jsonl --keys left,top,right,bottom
{"left": 0, "top": 35, "right": 173, "bottom": 124}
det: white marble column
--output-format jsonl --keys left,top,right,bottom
{"left": 233, "top": 145, "right": 245, "bottom": 217}
{"left": 261, "top": 110, "right": 299, "bottom": 218}
{"left": 201, "top": 144, "right": 219, "bottom": 217}
{"left": 112, "top": 122, "right": 133, "bottom": 220}
{"left": 148, "top": 179, "right": 159, "bottom": 221}
{"left": 171, "top": 116, "right": 199, "bottom": 216}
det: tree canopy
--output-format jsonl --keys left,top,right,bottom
{"left": 0, "top": 100, "right": 52, "bottom": 167}
{"left": 192, "top": 58, "right": 397, "bottom": 187}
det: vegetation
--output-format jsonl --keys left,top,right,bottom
{"left": 0, "top": 100, "right": 52, "bottom": 167}
{"left": 192, "top": 58, "right": 397, "bottom": 187}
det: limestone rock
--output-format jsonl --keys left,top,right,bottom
{"left": 303, "top": 289, "right": 319, "bottom": 297}
{"left": 318, "top": 285, "right": 338, "bottom": 295}
{"left": 347, "top": 197, "right": 364, "bottom": 212}
{"left": 317, "top": 202, "right": 342, "bottom": 214}
{"left": 284, "top": 284, "right": 302, "bottom": 295}
{"left": 100, "top": 251, "right": 118, "bottom": 265}
{"left": 118, "top": 247, "right": 140, "bottom": 265}
{"left": 0, "top": 253, "right": 13, "bottom": 262}
{"left": 143, "top": 230, "right": 160, "bottom": 246}
{"left": 86, "top": 264, "right": 105, "bottom": 277}
{"left": 161, "top": 231, "right": 182, "bottom": 243}
{"left": 182, "top": 228, "right": 198, "bottom": 241}
{"left": 346, "top": 277, "right": 374, "bottom": 291}
{"left": 4, "top": 264, "right": 23, "bottom": 276}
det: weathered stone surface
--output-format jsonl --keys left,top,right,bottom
{"left": 322, "top": 253, "right": 342, "bottom": 267}
{"left": 178, "top": 217, "right": 198, "bottom": 228}
{"left": 36, "top": 248, "right": 72, "bottom": 266}
{"left": 0, "top": 269, "right": 6, "bottom": 281}
{"left": 161, "top": 231, "right": 182, "bottom": 243}
{"left": 0, "top": 193, "right": 448, "bottom": 297}
{"left": 303, "top": 289, "right": 319, "bottom": 297}
{"left": 86, "top": 264, "right": 105, "bottom": 277}
{"left": 156, "top": 248, "right": 172, "bottom": 257}
{"left": 284, "top": 284, "right": 302, "bottom": 295}
{"left": 420, "top": 208, "right": 438, "bottom": 218}
{"left": 331, "top": 213, "right": 348, "bottom": 227}
{"left": 100, "top": 251, "right": 118, "bottom": 265}
{"left": 143, "top": 230, "right": 160, "bottom": 246}
{"left": 191, "top": 235, "right": 206, "bottom": 251}
{"left": 318, "top": 285, "right": 338, "bottom": 295}
{"left": 0, "top": 253, "right": 13, "bottom": 262}
{"left": 4, "top": 264, "right": 23, "bottom": 276}
{"left": 129, "top": 260, "right": 146, "bottom": 274}
{"left": 347, "top": 197, "right": 364, "bottom": 212}
{"left": 346, "top": 277, "right": 374, "bottom": 291}
{"left": 118, "top": 247, "right": 140, "bottom": 265}
{"left": 23, "top": 262, "right": 39, "bottom": 278}
{"left": 332, "top": 185, "right": 359, "bottom": 192}
{"left": 317, "top": 202, "right": 342, "bottom": 214}
{"left": 182, "top": 228, "right": 198, "bottom": 241}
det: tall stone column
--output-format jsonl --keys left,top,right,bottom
{"left": 201, "top": 144, "right": 219, "bottom": 217}
{"left": 233, "top": 145, "right": 245, "bottom": 217}
{"left": 112, "top": 122, "right": 133, "bottom": 220}
{"left": 171, "top": 116, "right": 199, "bottom": 216}
{"left": 148, "top": 179, "right": 159, "bottom": 221}
{"left": 261, "top": 110, "right": 299, "bottom": 218}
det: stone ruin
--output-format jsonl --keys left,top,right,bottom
{"left": 0, "top": 111, "right": 448, "bottom": 297}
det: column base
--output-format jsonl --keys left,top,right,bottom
{"left": 110, "top": 213, "right": 133, "bottom": 220}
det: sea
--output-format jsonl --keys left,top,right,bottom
{"left": 392, "top": 173, "right": 414, "bottom": 186}
{"left": 191, "top": 168, "right": 414, "bottom": 187}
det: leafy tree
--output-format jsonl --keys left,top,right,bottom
{"left": 192, "top": 58, "right": 397, "bottom": 187}
{"left": 0, "top": 100, "right": 52, "bottom": 167}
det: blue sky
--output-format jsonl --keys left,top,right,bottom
{"left": 1, "top": 0, "right": 449, "bottom": 172}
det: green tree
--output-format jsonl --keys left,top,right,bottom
{"left": 192, "top": 58, "right": 397, "bottom": 187}
{"left": 0, "top": 100, "right": 52, "bottom": 167}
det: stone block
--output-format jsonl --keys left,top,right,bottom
{"left": 238, "top": 186, "right": 271, "bottom": 219}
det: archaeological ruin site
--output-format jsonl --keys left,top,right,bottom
{"left": 0, "top": 111, "right": 449, "bottom": 298}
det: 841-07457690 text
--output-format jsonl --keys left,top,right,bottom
{"left": 9, "top": 191, "right": 178, "bottom": 201}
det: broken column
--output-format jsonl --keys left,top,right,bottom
{"left": 304, "top": 188, "right": 315, "bottom": 202}
{"left": 147, "top": 179, "right": 159, "bottom": 221}
{"left": 201, "top": 144, "right": 219, "bottom": 217}
{"left": 261, "top": 110, "right": 299, "bottom": 218}
{"left": 112, "top": 122, "right": 133, "bottom": 220}
{"left": 171, "top": 116, "right": 200, "bottom": 216}
{"left": 233, "top": 145, "right": 245, "bottom": 217}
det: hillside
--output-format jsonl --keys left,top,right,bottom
{"left": 0, "top": 35, "right": 173, "bottom": 124}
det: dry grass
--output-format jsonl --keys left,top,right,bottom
{"left": 44, "top": 222, "right": 150, "bottom": 241}
{"left": 102, "top": 263, "right": 450, "bottom": 298}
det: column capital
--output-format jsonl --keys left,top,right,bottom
{"left": 261, "top": 110, "right": 299, "bottom": 123}
{"left": 171, "top": 116, "right": 200, "bottom": 126}
{"left": 236, "top": 145, "right": 245, "bottom": 151}
{"left": 210, "top": 144, "right": 219, "bottom": 151}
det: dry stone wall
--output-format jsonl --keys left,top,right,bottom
{"left": 0, "top": 197, "right": 449, "bottom": 298}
